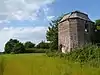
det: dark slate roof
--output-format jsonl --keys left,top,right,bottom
{"left": 60, "top": 11, "right": 92, "bottom": 22}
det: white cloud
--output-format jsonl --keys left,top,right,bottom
{"left": 0, "top": 0, "right": 55, "bottom": 22}
{"left": 43, "top": 6, "right": 49, "bottom": 15}
{"left": 47, "top": 16, "right": 55, "bottom": 21}
{"left": 0, "top": 0, "right": 55, "bottom": 52}
{"left": 0, "top": 26, "right": 47, "bottom": 52}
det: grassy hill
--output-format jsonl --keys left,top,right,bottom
{"left": 0, "top": 53, "right": 100, "bottom": 75}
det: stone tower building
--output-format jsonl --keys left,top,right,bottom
{"left": 58, "top": 11, "right": 94, "bottom": 53}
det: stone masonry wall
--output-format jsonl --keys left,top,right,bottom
{"left": 77, "top": 19, "right": 85, "bottom": 46}
{"left": 68, "top": 19, "right": 79, "bottom": 50}
{"left": 58, "top": 14, "right": 93, "bottom": 53}
{"left": 58, "top": 20, "right": 70, "bottom": 53}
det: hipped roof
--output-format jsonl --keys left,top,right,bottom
{"left": 60, "top": 11, "right": 92, "bottom": 22}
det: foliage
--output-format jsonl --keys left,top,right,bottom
{"left": 46, "top": 44, "right": 100, "bottom": 68}
{"left": 46, "top": 50, "right": 57, "bottom": 57}
{"left": 95, "top": 19, "right": 100, "bottom": 26}
{"left": 25, "top": 48, "right": 48, "bottom": 53}
{"left": 46, "top": 51, "right": 66, "bottom": 58}
{"left": 4, "top": 39, "right": 25, "bottom": 54}
{"left": 13, "top": 42, "right": 25, "bottom": 54}
{"left": 36, "top": 41, "right": 50, "bottom": 49}
{"left": 46, "top": 15, "right": 64, "bottom": 50}
{"left": 24, "top": 41, "right": 35, "bottom": 48}
{"left": 4, "top": 39, "right": 19, "bottom": 53}
{"left": 55, "top": 44, "right": 100, "bottom": 67}
{"left": 67, "top": 44, "right": 99, "bottom": 62}
{"left": 93, "top": 19, "right": 100, "bottom": 44}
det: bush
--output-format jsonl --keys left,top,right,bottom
{"left": 46, "top": 44, "right": 100, "bottom": 67}
{"left": 64, "top": 44, "right": 100, "bottom": 67}
{"left": 25, "top": 48, "right": 49, "bottom": 53}
{"left": 36, "top": 41, "right": 50, "bottom": 49}
{"left": 46, "top": 52, "right": 56, "bottom": 57}
{"left": 69, "top": 44, "right": 99, "bottom": 62}
{"left": 46, "top": 50, "right": 67, "bottom": 58}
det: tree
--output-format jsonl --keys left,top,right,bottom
{"left": 46, "top": 15, "right": 64, "bottom": 50}
{"left": 4, "top": 39, "right": 25, "bottom": 54}
{"left": 36, "top": 41, "right": 50, "bottom": 49}
{"left": 13, "top": 42, "right": 25, "bottom": 54}
{"left": 24, "top": 41, "right": 35, "bottom": 48}
{"left": 95, "top": 19, "right": 100, "bottom": 26}
{"left": 94, "top": 19, "right": 100, "bottom": 44}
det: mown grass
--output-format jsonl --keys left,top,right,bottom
{"left": 0, "top": 53, "right": 100, "bottom": 75}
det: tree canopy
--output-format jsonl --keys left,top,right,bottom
{"left": 46, "top": 15, "right": 64, "bottom": 51}
{"left": 94, "top": 19, "right": 100, "bottom": 44}
{"left": 4, "top": 39, "right": 25, "bottom": 54}
{"left": 24, "top": 41, "right": 35, "bottom": 48}
{"left": 36, "top": 41, "right": 50, "bottom": 49}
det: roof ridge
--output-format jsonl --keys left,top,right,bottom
{"left": 60, "top": 11, "right": 91, "bottom": 22}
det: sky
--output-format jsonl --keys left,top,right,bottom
{"left": 0, "top": 0, "right": 100, "bottom": 52}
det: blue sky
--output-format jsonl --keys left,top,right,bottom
{"left": 0, "top": 0, "right": 100, "bottom": 52}
{"left": 52, "top": 0, "right": 100, "bottom": 21}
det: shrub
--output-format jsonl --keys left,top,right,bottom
{"left": 25, "top": 48, "right": 49, "bottom": 53}
{"left": 46, "top": 44, "right": 100, "bottom": 67}
{"left": 65, "top": 44, "right": 100, "bottom": 67}
{"left": 69, "top": 44, "right": 99, "bottom": 62}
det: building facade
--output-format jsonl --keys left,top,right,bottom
{"left": 58, "top": 11, "right": 94, "bottom": 53}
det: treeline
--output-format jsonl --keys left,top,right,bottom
{"left": 4, "top": 39, "right": 50, "bottom": 54}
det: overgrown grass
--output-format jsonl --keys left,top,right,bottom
{"left": 47, "top": 44, "right": 100, "bottom": 67}
{"left": 0, "top": 53, "right": 100, "bottom": 75}
{"left": 66, "top": 44, "right": 100, "bottom": 67}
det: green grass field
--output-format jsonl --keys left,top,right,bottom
{"left": 0, "top": 53, "right": 100, "bottom": 75}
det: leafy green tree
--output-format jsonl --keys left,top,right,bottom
{"left": 24, "top": 41, "right": 35, "bottom": 48}
{"left": 93, "top": 19, "right": 100, "bottom": 44}
{"left": 46, "top": 15, "right": 63, "bottom": 50}
{"left": 36, "top": 41, "right": 50, "bottom": 49}
{"left": 13, "top": 42, "right": 25, "bottom": 54}
{"left": 4, "top": 39, "right": 19, "bottom": 53}
{"left": 4, "top": 39, "right": 25, "bottom": 54}
{"left": 95, "top": 19, "right": 100, "bottom": 26}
